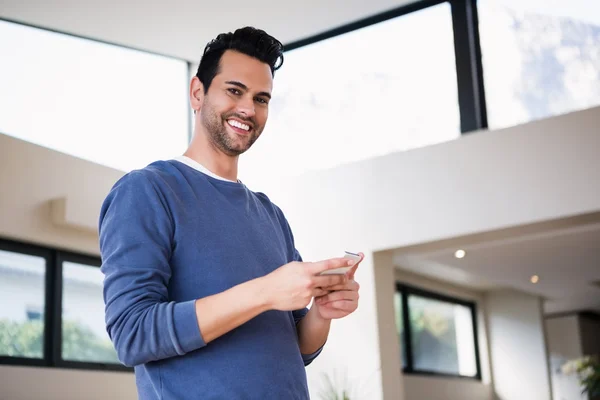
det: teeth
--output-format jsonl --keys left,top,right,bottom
{"left": 228, "top": 120, "right": 250, "bottom": 131}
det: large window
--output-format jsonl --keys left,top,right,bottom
{"left": 479, "top": 0, "right": 600, "bottom": 129}
{"left": 0, "top": 239, "right": 126, "bottom": 372}
{"left": 0, "top": 248, "right": 48, "bottom": 362}
{"left": 0, "top": 19, "right": 189, "bottom": 172}
{"left": 395, "top": 283, "right": 481, "bottom": 379}
{"left": 238, "top": 0, "right": 600, "bottom": 185}
{"left": 2, "top": 1, "right": 597, "bottom": 176}
{"left": 242, "top": 3, "right": 461, "bottom": 182}
{"left": 59, "top": 256, "right": 119, "bottom": 366}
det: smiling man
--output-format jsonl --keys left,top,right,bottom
{"left": 98, "top": 27, "right": 362, "bottom": 399}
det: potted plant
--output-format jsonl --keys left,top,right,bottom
{"left": 562, "top": 355, "right": 600, "bottom": 399}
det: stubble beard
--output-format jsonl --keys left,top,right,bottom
{"left": 201, "top": 105, "right": 261, "bottom": 157}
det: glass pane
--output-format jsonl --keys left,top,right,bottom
{"left": 62, "top": 261, "right": 118, "bottom": 364}
{"left": 242, "top": 3, "right": 460, "bottom": 184}
{"left": 408, "top": 294, "right": 477, "bottom": 376}
{"left": 479, "top": 0, "right": 600, "bottom": 129}
{"left": 393, "top": 291, "right": 407, "bottom": 368}
{"left": 0, "top": 20, "right": 189, "bottom": 172}
{"left": 0, "top": 249, "right": 45, "bottom": 358}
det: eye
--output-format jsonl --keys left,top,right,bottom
{"left": 255, "top": 97, "right": 269, "bottom": 105}
{"left": 227, "top": 88, "right": 242, "bottom": 95}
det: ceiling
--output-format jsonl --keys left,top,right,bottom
{"left": 0, "top": 0, "right": 417, "bottom": 62}
{"left": 393, "top": 215, "right": 600, "bottom": 315}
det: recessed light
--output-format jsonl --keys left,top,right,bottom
{"left": 454, "top": 249, "right": 466, "bottom": 259}
{"left": 530, "top": 275, "right": 540, "bottom": 284}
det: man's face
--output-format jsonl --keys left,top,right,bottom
{"left": 200, "top": 50, "right": 273, "bottom": 156}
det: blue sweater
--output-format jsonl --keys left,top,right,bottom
{"left": 99, "top": 160, "right": 320, "bottom": 399}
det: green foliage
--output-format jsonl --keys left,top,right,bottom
{"left": 317, "top": 367, "right": 381, "bottom": 400}
{"left": 61, "top": 320, "right": 119, "bottom": 363}
{"left": 0, "top": 318, "right": 119, "bottom": 364}
{"left": 562, "top": 355, "right": 600, "bottom": 397}
{"left": 318, "top": 369, "right": 354, "bottom": 400}
{"left": 0, "top": 319, "right": 43, "bottom": 358}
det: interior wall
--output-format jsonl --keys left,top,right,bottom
{"left": 257, "top": 106, "right": 600, "bottom": 399}
{"left": 1, "top": 106, "right": 599, "bottom": 399}
{"left": 545, "top": 315, "right": 586, "bottom": 400}
{"left": 485, "top": 290, "right": 552, "bottom": 400}
{"left": 0, "top": 134, "right": 123, "bottom": 255}
{"left": 0, "top": 365, "right": 136, "bottom": 400}
{"left": 403, "top": 376, "right": 492, "bottom": 400}
{"left": 374, "top": 251, "right": 405, "bottom": 400}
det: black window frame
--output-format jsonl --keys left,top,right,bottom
{"left": 0, "top": 237, "right": 131, "bottom": 373}
{"left": 396, "top": 282, "right": 482, "bottom": 380}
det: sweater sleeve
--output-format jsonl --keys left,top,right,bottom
{"left": 290, "top": 244, "right": 325, "bottom": 366}
{"left": 293, "top": 306, "right": 325, "bottom": 366}
{"left": 99, "top": 171, "right": 205, "bottom": 367}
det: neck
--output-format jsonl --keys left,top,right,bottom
{"left": 184, "top": 124, "right": 239, "bottom": 182}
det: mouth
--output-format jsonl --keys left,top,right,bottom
{"left": 226, "top": 118, "right": 253, "bottom": 135}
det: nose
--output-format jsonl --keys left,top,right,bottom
{"left": 237, "top": 96, "right": 256, "bottom": 119}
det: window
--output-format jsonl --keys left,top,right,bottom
{"left": 478, "top": 0, "right": 600, "bottom": 129}
{"left": 394, "top": 292, "right": 408, "bottom": 368}
{"left": 0, "top": 247, "right": 48, "bottom": 361}
{"left": 59, "top": 257, "right": 119, "bottom": 365}
{"left": 0, "top": 19, "right": 190, "bottom": 172}
{"left": 395, "top": 283, "right": 481, "bottom": 379}
{"left": 0, "top": 238, "right": 127, "bottom": 372}
{"left": 241, "top": 3, "right": 461, "bottom": 183}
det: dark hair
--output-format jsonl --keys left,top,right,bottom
{"left": 195, "top": 27, "right": 284, "bottom": 93}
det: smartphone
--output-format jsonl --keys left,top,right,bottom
{"left": 319, "top": 251, "right": 361, "bottom": 275}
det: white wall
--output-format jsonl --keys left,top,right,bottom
{"left": 546, "top": 315, "right": 583, "bottom": 357}
{"left": 394, "top": 268, "right": 494, "bottom": 400}
{"left": 258, "top": 106, "right": 600, "bottom": 399}
{"left": 374, "top": 251, "right": 404, "bottom": 400}
{"left": 546, "top": 315, "right": 587, "bottom": 400}
{"left": 0, "top": 366, "right": 136, "bottom": 400}
{"left": 0, "top": 134, "right": 124, "bottom": 255}
{"left": 545, "top": 313, "right": 600, "bottom": 400}
{"left": 404, "top": 376, "right": 492, "bottom": 400}
{"left": 1, "top": 106, "right": 600, "bottom": 399}
{"left": 485, "top": 290, "right": 552, "bottom": 400}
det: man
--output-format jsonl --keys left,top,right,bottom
{"left": 99, "top": 26, "right": 362, "bottom": 399}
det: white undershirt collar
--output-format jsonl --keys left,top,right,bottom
{"left": 173, "top": 155, "right": 239, "bottom": 183}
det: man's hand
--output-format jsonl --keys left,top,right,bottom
{"left": 312, "top": 253, "right": 363, "bottom": 320}
{"left": 261, "top": 258, "right": 353, "bottom": 311}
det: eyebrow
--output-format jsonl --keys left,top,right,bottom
{"left": 225, "top": 80, "right": 271, "bottom": 99}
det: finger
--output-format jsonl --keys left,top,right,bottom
{"left": 316, "top": 290, "right": 359, "bottom": 305}
{"left": 312, "top": 274, "right": 347, "bottom": 288}
{"left": 347, "top": 252, "right": 364, "bottom": 280}
{"left": 312, "top": 288, "right": 330, "bottom": 297}
{"left": 320, "top": 300, "right": 357, "bottom": 312}
{"left": 308, "top": 257, "right": 353, "bottom": 275}
{"left": 319, "top": 279, "right": 359, "bottom": 292}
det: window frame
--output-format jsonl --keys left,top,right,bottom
{"left": 0, "top": 239, "right": 53, "bottom": 368}
{"left": 0, "top": 237, "right": 131, "bottom": 373}
{"left": 54, "top": 251, "right": 130, "bottom": 372}
{"left": 396, "top": 282, "right": 482, "bottom": 380}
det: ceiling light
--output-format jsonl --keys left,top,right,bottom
{"left": 454, "top": 249, "right": 466, "bottom": 259}
{"left": 530, "top": 275, "right": 540, "bottom": 284}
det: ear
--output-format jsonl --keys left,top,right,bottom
{"left": 190, "top": 76, "right": 205, "bottom": 112}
